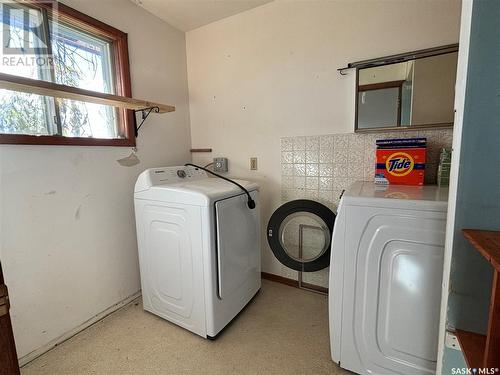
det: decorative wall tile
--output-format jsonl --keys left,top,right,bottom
{"left": 282, "top": 163, "right": 294, "bottom": 176}
{"left": 281, "top": 137, "right": 293, "bottom": 151}
{"left": 281, "top": 151, "right": 293, "bottom": 163}
{"left": 281, "top": 189, "right": 294, "bottom": 202}
{"left": 363, "top": 165, "right": 374, "bottom": 181}
{"left": 294, "top": 163, "right": 305, "bottom": 176}
{"left": 348, "top": 149, "right": 364, "bottom": 165}
{"left": 348, "top": 134, "right": 364, "bottom": 153}
{"left": 306, "top": 164, "right": 319, "bottom": 176}
{"left": 282, "top": 130, "right": 454, "bottom": 204}
{"left": 319, "top": 177, "right": 333, "bottom": 191}
{"left": 332, "top": 177, "right": 348, "bottom": 202}
{"left": 293, "top": 136, "right": 306, "bottom": 151}
{"left": 306, "top": 176, "right": 319, "bottom": 190}
{"left": 320, "top": 135, "right": 334, "bottom": 151}
{"left": 348, "top": 163, "right": 365, "bottom": 179}
{"left": 363, "top": 133, "right": 379, "bottom": 151}
{"left": 282, "top": 176, "right": 294, "bottom": 189}
{"left": 332, "top": 185, "right": 345, "bottom": 205}
{"left": 441, "top": 129, "right": 454, "bottom": 146}
{"left": 319, "top": 163, "right": 333, "bottom": 177}
{"left": 293, "top": 150, "right": 305, "bottom": 164}
{"left": 334, "top": 134, "right": 349, "bottom": 150}
{"left": 318, "top": 191, "right": 334, "bottom": 208}
{"left": 305, "top": 190, "right": 319, "bottom": 200}
{"left": 333, "top": 147, "right": 348, "bottom": 165}
{"left": 279, "top": 128, "right": 454, "bottom": 290}
{"left": 332, "top": 164, "right": 344, "bottom": 178}
{"left": 306, "top": 150, "right": 319, "bottom": 163}
{"left": 294, "top": 176, "right": 306, "bottom": 189}
{"left": 319, "top": 150, "right": 333, "bottom": 163}
{"left": 306, "top": 136, "right": 320, "bottom": 151}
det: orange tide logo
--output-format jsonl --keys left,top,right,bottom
{"left": 385, "top": 152, "right": 415, "bottom": 177}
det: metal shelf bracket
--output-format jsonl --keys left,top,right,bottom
{"left": 134, "top": 106, "right": 160, "bottom": 137}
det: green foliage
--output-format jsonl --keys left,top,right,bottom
{"left": 0, "top": 92, "right": 48, "bottom": 135}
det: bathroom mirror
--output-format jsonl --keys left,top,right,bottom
{"left": 352, "top": 44, "right": 458, "bottom": 132}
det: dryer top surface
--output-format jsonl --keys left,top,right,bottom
{"left": 342, "top": 181, "right": 449, "bottom": 211}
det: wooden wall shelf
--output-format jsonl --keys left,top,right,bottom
{"left": 463, "top": 229, "right": 500, "bottom": 271}
{"left": 460, "top": 229, "right": 500, "bottom": 367}
{"left": 0, "top": 72, "right": 175, "bottom": 113}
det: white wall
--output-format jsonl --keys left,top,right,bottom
{"left": 0, "top": 0, "right": 191, "bottom": 359}
{"left": 186, "top": 0, "right": 461, "bottom": 278}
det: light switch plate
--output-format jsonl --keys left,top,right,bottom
{"left": 213, "top": 157, "right": 229, "bottom": 173}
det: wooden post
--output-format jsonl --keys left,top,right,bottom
{"left": 484, "top": 270, "right": 500, "bottom": 366}
{"left": 0, "top": 262, "right": 20, "bottom": 375}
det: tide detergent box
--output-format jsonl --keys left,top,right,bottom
{"left": 375, "top": 138, "right": 426, "bottom": 186}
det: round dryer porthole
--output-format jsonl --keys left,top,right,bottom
{"left": 267, "top": 200, "right": 336, "bottom": 272}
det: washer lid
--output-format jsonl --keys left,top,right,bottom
{"left": 342, "top": 181, "right": 449, "bottom": 212}
{"left": 134, "top": 167, "right": 258, "bottom": 206}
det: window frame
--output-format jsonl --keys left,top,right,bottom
{"left": 0, "top": 0, "right": 135, "bottom": 147}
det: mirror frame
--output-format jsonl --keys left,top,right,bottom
{"left": 353, "top": 44, "right": 459, "bottom": 133}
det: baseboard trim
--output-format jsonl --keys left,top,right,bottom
{"left": 19, "top": 291, "right": 142, "bottom": 367}
{"left": 261, "top": 272, "right": 328, "bottom": 294}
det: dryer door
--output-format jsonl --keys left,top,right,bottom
{"left": 341, "top": 205, "right": 446, "bottom": 375}
{"left": 215, "top": 191, "right": 260, "bottom": 300}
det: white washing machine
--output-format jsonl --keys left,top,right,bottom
{"left": 134, "top": 166, "right": 261, "bottom": 338}
{"left": 329, "top": 181, "right": 448, "bottom": 375}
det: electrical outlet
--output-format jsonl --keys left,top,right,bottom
{"left": 213, "top": 157, "right": 228, "bottom": 173}
{"left": 250, "top": 157, "right": 258, "bottom": 170}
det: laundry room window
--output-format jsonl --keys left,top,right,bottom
{"left": 0, "top": 0, "right": 134, "bottom": 146}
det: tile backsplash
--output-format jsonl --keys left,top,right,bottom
{"left": 279, "top": 128, "right": 453, "bottom": 288}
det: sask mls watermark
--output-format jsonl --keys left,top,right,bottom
{"left": 451, "top": 368, "right": 500, "bottom": 375}
{"left": 1, "top": 1, "right": 57, "bottom": 67}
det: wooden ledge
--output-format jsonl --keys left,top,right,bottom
{"left": 463, "top": 229, "right": 500, "bottom": 271}
{"left": 0, "top": 72, "right": 175, "bottom": 113}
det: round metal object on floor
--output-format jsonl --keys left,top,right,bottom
{"left": 267, "top": 200, "right": 336, "bottom": 272}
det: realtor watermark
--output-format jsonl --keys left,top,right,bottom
{"left": 1, "top": 0, "right": 58, "bottom": 67}
{"left": 2, "top": 55, "right": 54, "bottom": 67}
{"left": 450, "top": 368, "right": 500, "bottom": 375}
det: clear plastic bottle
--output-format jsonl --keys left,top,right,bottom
{"left": 437, "top": 148, "right": 452, "bottom": 187}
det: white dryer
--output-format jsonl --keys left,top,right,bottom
{"left": 134, "top": 166, "right": 261, "bottom": 338}
{"left": 329, "top": 181, "right": 448, "bottom": 375}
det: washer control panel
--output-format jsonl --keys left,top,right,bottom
{"left": 136, "top": 166, "right": 209, "bottom": 192}
{"left": 149, "top": 166, "right": 207, "bottom": 185}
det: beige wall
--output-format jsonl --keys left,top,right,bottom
{"left": 186, "top": 0, "right": 461, "bottom": 278}
{"left": 0, "top": 0, "right": 191, "bottom": 360}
